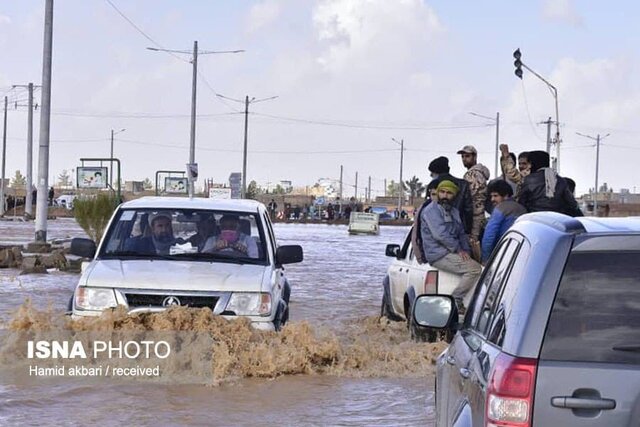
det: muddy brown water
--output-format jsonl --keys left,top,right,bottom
{"left": 0, "top": 219, "right": 443, "bottom": 426}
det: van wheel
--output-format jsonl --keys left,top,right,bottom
{"left": 66, "top": 296, "right": 73, "bottom": 312}
{"left": 381, "top": 291, "right": 402, "bottom": 321}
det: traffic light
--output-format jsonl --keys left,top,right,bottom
{"left": 513, "top": 48, "right": 523, "bottom": 79}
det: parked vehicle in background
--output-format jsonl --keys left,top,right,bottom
{"left": 413, "top": 212, "right": 640, "bottom": 426}
{"left": 68, "top": 197, "right": 303, "bottom": 331}
{"left": 381, "top": 227, "right": 473, "bottom": 341}
{"left": 56, "top": 194, "right": 77, "bottom": 210}
{"left": 348, "top": 212, "right": 379, "bottom": 235}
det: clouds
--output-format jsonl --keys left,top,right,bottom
{"left": 246, "top": 0, "right": 282, "bottom": 34}
{"left": 0, "top": 14, "right": 11, "bottom": 25}
{"left": 312, "top": 0, "right": 444, "bottom": 75}
{"left": 542, "top": 0, "right": 582, "bottom": 26}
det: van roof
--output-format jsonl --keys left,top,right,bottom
{"left": 120, "top": 197, "right": 264, "bottom": 212}
{"left": 516, "top": 212, "right": 640, "bottom": 234}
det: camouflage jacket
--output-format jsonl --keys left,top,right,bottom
{"left": 464, "top": 163, "right": 490, "bottom": 239}
{"left": 500, "top": 155, "right": 530, "bottom": 197}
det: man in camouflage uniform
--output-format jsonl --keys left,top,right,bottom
{"left": 499, "top": 143, "right": 531, "bottom": 198}
{"left": 457, "top": 145, "right": 490, "bottom": 245}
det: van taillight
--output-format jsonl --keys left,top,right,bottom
{"left": 424, "top": 270, "right": 438, "bottom": 294}
{"left": 486, "top": 353, "right": 537, "bottom": 427}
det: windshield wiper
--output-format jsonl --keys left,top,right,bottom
{"left": 611, "top": 344, "right": 640, "bottom": 353}
{"left": 102, "top": 251, "right": 176, "bottom": 261}
{"left": 170, "top": 252, "right": 263, "bottom": 264}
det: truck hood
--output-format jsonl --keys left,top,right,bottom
{"left": 83, "top": 259, "right": 269, "bottom": 292}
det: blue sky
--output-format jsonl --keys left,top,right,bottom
{"left": 1, "top": 0, "right": 640, "bottom": 196}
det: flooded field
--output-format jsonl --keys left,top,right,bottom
{"left": 0, "top": 219, "right": 443, "bottom": 426}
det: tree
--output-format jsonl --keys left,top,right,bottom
{"left": 142, "top": 178, "right": 153, "bottom": 190}
{"left": 73, "top": 193, "right": 118, "bottom": 242}
{"left": 57, "top": 169, "right": 72, "bottom": 188}
{"left": 246, "top": 180, "right": 263, "bottom": 199}
{"left": 11, "top": 170, "right": 26, "bottom": 188}
{"left": 273, "top": 184, "right": 286, "bottom": 195}
{"left": 405, "top": 175, "right": 425, "bottom": 205}
{"left": 386, "top": 180, "right": 407, "bottom": 198}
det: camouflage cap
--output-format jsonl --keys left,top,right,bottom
{"left": 456, "top": 145, "right": 478, "bottom": 155}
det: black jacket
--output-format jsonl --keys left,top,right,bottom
{"left": 518, "top": 170, "right": 582, "bottom": 217}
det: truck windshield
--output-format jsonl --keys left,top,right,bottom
{"left": 99, "top": 208, "right": 268, "bottom": 263}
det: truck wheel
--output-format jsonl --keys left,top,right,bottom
{"left": 381, "top": 290, "right": 402, "bottom": 321}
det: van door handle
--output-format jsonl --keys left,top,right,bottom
{"left": 551, "top": 397, "right": 616, "bottom": 410}
{"left": 459, "top": 368, "right": 471, "bottom": 379}
{"left": 446, "top": 355, "right": 456, "bottom": 365}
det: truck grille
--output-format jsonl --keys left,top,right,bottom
{"left": 124, "top": 293, "right": 219, "bottom": 310}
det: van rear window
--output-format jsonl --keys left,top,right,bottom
{"left": 540, "top": 250, "right": 640, "bottom": 365}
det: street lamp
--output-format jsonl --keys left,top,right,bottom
{"left": 147, "top": 43, "right": 244, "bottom": 198}
{"left": 391, "top": 138, "right": 404, "bottom": 216}
{"left": 576, "top": 132, "right": 610, "bottom": 216}
{"left": 469, "top": 112, "right": 500, "bottom": 178}
{"left": 110, "top": 128, "right": 126, "bottom": 188}
{"left": 513, "top": 48, "right": 561, "bottom": 172}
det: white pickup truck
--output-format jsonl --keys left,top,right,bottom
{"left": 381, "top": 227, "right": 474, "bottom": 341}
{"left": 68, "top": 197, "right": 303, "bottom": 331}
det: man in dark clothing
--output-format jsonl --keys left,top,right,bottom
{"left": 125, "top": 212, "right": 177, "bottom": 255}
{"left": 48, "top": 187, "right": 55, "bottom": 206}
{"left": 428, "top": 156, "right": 474, "bottom": 235}
{"left": 518, "top": 151, "right": 582, "bottom": 217}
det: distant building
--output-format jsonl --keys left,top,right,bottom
{"left": 125, "top": 181, "right": 145, "bottom": 194}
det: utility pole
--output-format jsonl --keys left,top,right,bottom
{"left": 543, "top": 117, "right": 552, "bottom": 154}
{"left": 355, "top": 172, "right": 358, "bottom": 199}
{"left": 241, "top": 95, "right": 249, "bottom": 198}
{"left": 215, "top": 93, "right": 277, "bottom": 199}
{"left": 339, "top": 165, "right": 343, "bottom": 201}
{"left": 469, "top": 112, "right": 500, "bottom": 177}
{"left": 147, "top": 43, "right": 244, "bottom": 199}
{"left": 392, "top": 138, "right": 404, "bottom": 214}
{"left": 1, "top": 96, "right": 7, "bottom": 216}
{"left": 25, "top": 84, "right": 34, "bottom": 217}
{"left": 35, "top": 0, "right": 54, "bottom": 243}
{"left": 384, "top": 179, "right": 387, "bottom": 197}
{"left": 12, "top": 83, "right": 40, "bottom": 218}
{"left": 576, "top": 132, "right": 610, "bottom": 216}
{"left": 110, "top": 128, "right": 125, "bottom": 189}
{"left": 368, "top": 176, "right": 371, "bottom": 202}
{"left": 495, "top": 112, "right": 500, "bottom": 178}
{"left": 188, "top": 40, "right": 198, "bottom": 198}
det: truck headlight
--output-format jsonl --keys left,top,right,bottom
{"left": 226, "top": 293, "right": 271, "bottom": 316}
{"left": 74, "top": 287, "right": 118, "bottom": 311}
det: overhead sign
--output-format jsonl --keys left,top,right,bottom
{"left": 77, "top": 167, "right": 108, "bottom": 189}
{"left": 164, "top": 177, "right": 188, "bottom": 194}
{"left": 209, "top": 188, "right": 232, "bottom": 199}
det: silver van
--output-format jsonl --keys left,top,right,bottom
{"left": 413, "top": 212, "right": 640, "bottom": 426}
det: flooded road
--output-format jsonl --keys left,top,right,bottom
{"left": 0, "top": 219, "right": 442, "bottom": 426}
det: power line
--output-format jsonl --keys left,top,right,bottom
{"left": 250, "top": 112, "right": 494, "bottom": 131}
{"left": 104, "top": 0, "right": 189, "bottom": 64}
{"left": 520, "top": 80, "right": 547, "bottom": 144}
